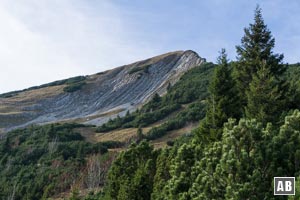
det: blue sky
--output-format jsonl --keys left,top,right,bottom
{"left": 0, "top": 0, "right": 299, "bottom": 93}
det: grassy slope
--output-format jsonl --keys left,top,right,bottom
{"left": 0, "top": 76, "right": 86, "bottom": 98}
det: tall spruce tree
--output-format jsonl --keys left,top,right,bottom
{"left": 196, "top": 49, "right": 240, "bottom": 142}
{"left": 245, "top": 61, "right": 284, "bottom": 124}
{"left": 234, "top": 6, "right": 286, "bottom": 107}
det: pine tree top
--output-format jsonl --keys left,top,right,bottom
{"left": 237, "top": 5, "right": 276, "bottom": 62}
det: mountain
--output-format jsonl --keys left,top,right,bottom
{"left": 0, "top": 50, "right": 205, "bottom": 133}
{"left": 0, "top": 51, "right": 211, "bottom": 199}
{"left": 2, "top": 7, "right": 300, "bottom": 199}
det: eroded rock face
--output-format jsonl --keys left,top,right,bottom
{"left": 0, "top": 50, "right": 205, "bottom": 132}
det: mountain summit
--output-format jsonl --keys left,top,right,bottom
{"left": 0, "top": 50, "right": 205, "bottom": 132}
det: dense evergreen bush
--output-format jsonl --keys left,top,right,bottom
{"left": 63, "top": 81, "right": 86, "bottom": 93}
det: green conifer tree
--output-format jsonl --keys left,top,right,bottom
{"left": 234, "top": 5, "right": 286, "bottom": 107}
{"left": 273, "top": 110, "right": 300, "bottom": 176}
{"left": 245, "top": 61, "right": 284, "bottom": 124}
{"left": 163, "top": 144, "right": 196, "bottom": 199}
{"left": 104, "top": 141, "right": 156, "bottom": 199}
{"left": 196, "top": 49, "right": 240, "bottom": 142}
{"left": 192, "top": 118, "right": 275, "bottom": 199}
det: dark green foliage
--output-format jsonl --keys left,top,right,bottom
{"left": 245, "top": 62, "right": 285, "bottom": 124}
{"left": 166, "top": 140, "right": 174, "bottom": 146}
{"left": 82, "top": 191, "right": 104, "bottom": 200}
{"left": 96, "top": 71, "right": 107, "bottom": 75}
{"left": 162, "top": 143, "right": 197, "bottom": 199}
{"left": 96, "top": 62, "right": 214, "bottom": 133}
{"left": 104, "top": 141, "right": 157, "bottom": 200}
{"left": 290, "top": 179, "right": 300, "bottom": 199}
{"left": 128, "top": 64, "right": 151, "bottom": 74}
{"left": 63, "top": 81, "right": 86, "bottom": 93}
{"left": 101, "top": 110, "right": 300, "bottom": 199}
{"left": 146, "top": 101, "right": 206, "bottom": 140}
{"left": 63, "top": 76, "right": 86, "bottom": 84}
{"left": 0, "top": 76, "right": 86, "bottom": 98}
{"left": 239, "top": 11, "right": 289, "bottom": 124}
{"left": 232, "top": 6, "right": 288, "bottom": 125}
{"left": 284, "top": 63, "right": 300, "bottom": 110}
{"left": 96, "top": 104, "right": 181, "bottom": 132}
{"left": 286, "top": 63, "right": 300, "bottom": 81}
{"left": 189, "top": 111, "right": 300, "bottom": 199}
{"left": 134, "top": 104, "right": 181, "bottom": 127}
{"left": 151, "top": 149, "right": 173, "bottom": 200}
{"left": 272, "top": 110, "right": 300, "bottom": 176}
{"left": 160, "top": 62, "right": 214, "bottom": 105}
{"left": 144, "top": 93, "right": 162, "bottom": 112}
{"left": 197, "top": 49, "right": 241, "bottom": 143}
{"left": 97, "top": 114, "right": 136, "bottom": 132}
{"left": 69, "top": 189, "right": 81, "bottom": 200}
{"left": 234, "top": 6, "right": 286, "bottom": 107}
{"left": 93, "top": 7, "right": 300, "bottom": 200}
{"left": 100, "top": 141, "right": 124, "bottom": 149}
{"left": 0, "top": 123, "right": 108, "bottom": 200}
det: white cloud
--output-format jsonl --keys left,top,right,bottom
{"left": 0, "top": 0, "right": 299, "bottom": 93}
{"left": 0, "top": 0, "right": 158, "bottom": 93}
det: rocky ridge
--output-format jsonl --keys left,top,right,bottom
{"left": 0, "top": 50, "right": 205, "bottom": 132}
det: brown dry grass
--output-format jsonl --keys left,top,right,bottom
{"left": 95, "top": 127, "right": 152, "bottom": 143}
{"left": 151, "top": 123, "right": 198, "bottom": 149}
{"left": 121, "top": 50, "right": 184, "bottom": 74}
{"left": 0, "top": 85, "right": 64, "bottom": 114}
{"left": 74, "top": 127, "right": 98, "bottom": 143}
{"left": 77, "top": 122, "right": 198, "bottom": 150}
{"left": 3, "top": 85, "right": 64, "bottom": 102}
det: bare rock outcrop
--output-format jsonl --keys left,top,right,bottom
{"left": 0, "top": 50, "right": 205, "bottom": 132}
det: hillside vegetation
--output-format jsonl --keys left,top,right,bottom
{"left": 89, "top": 7, "right": 300, "bottom": 200}
{"left": 0, "top": 123, "right": 120, "bottom": 200}
{"left": 96, "top": 62, "right": 214, "bottom": 140}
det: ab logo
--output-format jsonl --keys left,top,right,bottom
{"left": 274, "top": 177, "right": 295, "bottom": 195}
